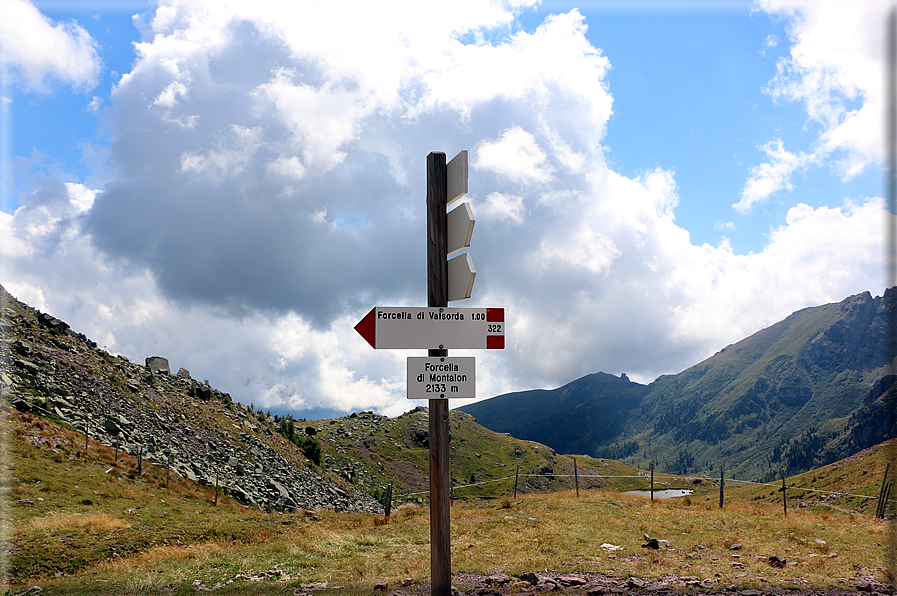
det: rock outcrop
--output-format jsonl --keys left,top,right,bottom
{"left": 0, "top": 284, "right": 382, "bottom": 514}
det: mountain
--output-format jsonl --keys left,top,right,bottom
{"left": 0, "top": 283, "right": 638, "bottom": 512}
{"left": 460, "top": 289, "right": 897, "bottom": 481}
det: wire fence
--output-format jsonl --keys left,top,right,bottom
{"left": 394, "top": 469, "right": 892, "bottom": 508}
{"left": 10, "top": 399, "right": 894, "bottom": 515}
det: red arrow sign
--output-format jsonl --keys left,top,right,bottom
{"left": 354, "top": 307, "right": 504, "bottom": 350}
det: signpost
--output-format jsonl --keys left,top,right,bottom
{"left": 354, "top": 149, "right": 503, "bottom": 596}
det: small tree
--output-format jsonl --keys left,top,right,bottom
{"left": 296, "top": 436, "right": 322, "bottom": 466}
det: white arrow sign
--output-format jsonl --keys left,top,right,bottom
{"left": 446, "top": 149, "right": 468, "bottom": 207}
{"left": 447, "top": 202, "right": 475, "bottom": 256}
{"left": 407, "top": 357, "right": 476, "bottom": 399}
{"left": 447, "top": 253, "right": 475, "bottom": 302}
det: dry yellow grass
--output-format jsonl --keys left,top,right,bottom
{"left": 14, "top": 488, "right": 893, "bottom": 595}
{"left": 99, "top": 542, "right": 231, "bottom": 573}
{"left": 29, "top": 512, "right": 131, "bottom": 534}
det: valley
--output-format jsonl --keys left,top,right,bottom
{"left": 2, "top": 284, "right": 896, "bottom": 594}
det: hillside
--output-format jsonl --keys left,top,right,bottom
{"left": 5, "top": 397, "right": 894, "bottom": 592}
{"left": 0, "top": 284, "right": 635, "bottom": 514}
{"left": 461, "top": 289, "right": 896, "bottom": 480}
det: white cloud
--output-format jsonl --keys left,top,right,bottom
{"left": 760, "top": 0, "right": 888, "bottom": 178}
{"left": 735, "top": 138, "right": 814, "bottom": 213}
{"left": 475, "top": 127, "right": 553, "bottom": 184}
{"left": 477, "top": 192, "right": 526, "bottom": 224}
{"left": 179, "top": 125, "right": 264, "bottom": 179}
{"left": 537, "top": 224, "right": 620, "bottom": 274}
{"left": 714, "top": 220, "right": 736, "bottom": 232}
{"left": 0, "top": 0, "right": 101, "bottom": 92}
{"left": 668, "top": 198, "right": 886, "bottom": 350}
{"left": 4, "top": 0, "right": 889, "bottom": 416}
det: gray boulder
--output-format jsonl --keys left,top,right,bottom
{"left": 145, "top": 356, "right": 170, "bottom": 375}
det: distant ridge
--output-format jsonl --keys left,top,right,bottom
{"left": 460, "top": 289, "right": 897, "bottom": 481}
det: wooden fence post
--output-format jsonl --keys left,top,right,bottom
{"left": 84, "top": 422, "right": 89, "bottom": 451}
{"left": 137, "top": 445, "right": 143, "bottom": 476}
{"left": 875, "top": 482, "right": 891, "bottom": 519}
{"left": 384, "top": 483, "right": 393, "bottom": 517}
{"left": 879, "top": 481, "right": 893, "bottom": 519}
{"left": 877, "top": 464, "right": 891, "bottom": 518}
{"left": 574, "top": 457, "right": 579, "bottom": 497}
{"left": 214, "top": 472, "right": 219, "bottom": 506}
{"left": 114, "top": 441, "right": 120, "bottom": 463}
{"left": 514, "top": 465, "right": 519, "bottom": 499}
{"left": 166, "top": 456, "right": 170, "bottom": 487}
{"left": 650, "top": 462, "right": 655, "bottom": 503}
{"left": 719, "top": 469, "right": 724, "bottom": 509}
{"left": 781, "top": 469, "right": 787, "bottom": 516}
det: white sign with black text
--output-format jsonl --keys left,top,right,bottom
{"left": 407, "top": 357, "right": 476, "bottom": 399}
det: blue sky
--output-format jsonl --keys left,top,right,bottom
{"left": 0, "top": 0, "right": 889, "bottom": 417}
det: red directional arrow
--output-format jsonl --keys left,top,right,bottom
{"left": 354, "top": 307, "right": 377, "bottom": 348}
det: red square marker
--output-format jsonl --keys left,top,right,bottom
{"left": 486, "top": 335, "right": 504, "bottom": 349}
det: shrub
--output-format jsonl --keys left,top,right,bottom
{"left": 295, "top": 436, "right": 322, "bottom": 466}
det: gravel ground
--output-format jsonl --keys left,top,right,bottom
{"left": 343, "top": 571, "right": 896, "bottom": 596}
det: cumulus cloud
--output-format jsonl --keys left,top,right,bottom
{"left": 735, "top": 138, "right": 815, "bottom": 213}
{"left": 760, "top": 0, "right": 888, "bottom": 178}
{"left": 2, "top": 0, "right": 889, "bottom": 416}
{"left": 475, "top": 127, "right": 553, "bottom": 184}
{"left": 0, "top": 0, "right": 101, "bottom": 92}
{"left": 477, "top": 192, "right": 526, "bottom": 224}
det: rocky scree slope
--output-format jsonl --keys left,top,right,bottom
{"left": 0, "top": 284, "right": 382, "bottom": 513}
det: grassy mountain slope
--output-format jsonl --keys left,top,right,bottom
{"left": 460, "top": 373, "right": 648, "bottom": 459}
{"left": 0, "top": 283, "right": 644, "bottom": 514}
{"left": 461, "top": 289, "right": 896, "bottom": 481}
{"left": 5, "top": 401, "right": 893, "bottom": 592}
{"left": 288, "top": 406, "right": 652, "bottom": 503}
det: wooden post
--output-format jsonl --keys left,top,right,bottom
{"left": 880, "top": 481, "right": 893, "bottom": 519}
{"left": 878, "top": 463, "right": 890, "bottom": 518}
{"left": 84, "top": 422, "right": 89, "bottom": 451}
{"left": 114, "top": 441, "right": 120, "bottom": 463}
{"left": 781, "top": 469, "right": 787, "bottom": 516}
{"left": 514, "top": 464, "right": 519, "bottom": 499}
{"left": 719, "top": 469, "right": 724, "bottom": 509}
{"left": 650, "top": 462, "right": 654, "bottom": 503}
{"left": 385, "top": 483, "right": 393, "bottom": 517}
{"left": 884, "top": 482, "right": 893, "bottom": 519}
{"left": 574, "top": 457, "right": 579, "bottom": 497}
{"left": 137, "top": 445, "right": 143, "bottom": 476}
{"left": 166, "top": 456, "right": 170, "bottom": 487}
{"left": 214, "top": 473, "right": 219, "bottom": 506}
{"left": 427, "top": 151, "right": 451, "bottom": 596}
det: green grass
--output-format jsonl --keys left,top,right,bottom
{"left": 2, "top": 406, "right": 894, "bottom": 595}
{"left": 309, "top": 408, "right": 657, "bottom": 505}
